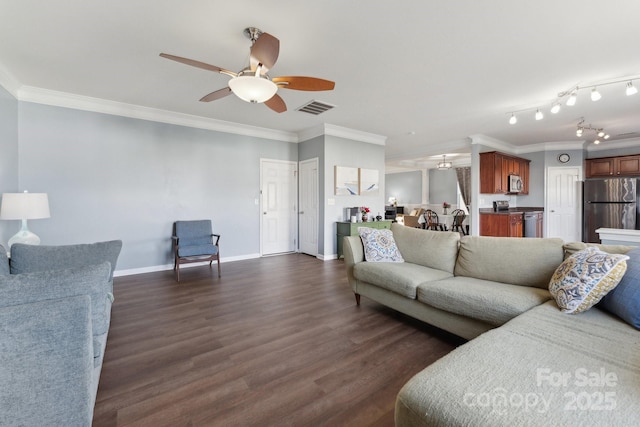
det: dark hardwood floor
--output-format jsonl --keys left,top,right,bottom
{"left": 93, "top": 254, "right": 464, "bottom": 427}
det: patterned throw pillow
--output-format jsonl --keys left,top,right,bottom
{"left": 549, "top": 247, "right": 629, "bottom": 314}
{"left": 358, "top": 227, "right": 404, "bottom": 263}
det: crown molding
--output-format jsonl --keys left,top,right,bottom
{"left": 515, "top": 141, "right": 585, "bottom": 154}
{"left": 0, "top": 65, "right": 21, "bottom": 98}
{"left": 17, "top": 86, "right": 299, "bottom": 142}
{"left": 323, "top": 124, "right": 387, "bottom": 145}
{"left": 469, "top": 134, "right": 515, "bottom": 153}
{"left": 298, "top": 123, "right": 387, "bottom": 145}
{"left": 586, "top": 137, "right": 640, "bottom": 152}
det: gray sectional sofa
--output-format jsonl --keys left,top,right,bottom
{"left": 0, "top": 240, "right": 122, "bottom": 426}
{"left": 343, "top": 224, "right": 640, "bottom": 426}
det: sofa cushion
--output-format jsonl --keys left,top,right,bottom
{"left": 454, "top": 236, "right": 564, "bottom": 289}
{"left": 549, "top": 247, "right": 628, "bottom": 314}
{"left": 353, "top": 262, "right": 452, "bottom": 299}
{"left": 390, "top": 223, "right": 460, "bottom": 273}
{"left": 417, "top": 276, "right": 551, "bottom": 326}
{"left": 598, "top": 247, "right": 640, "bottom": 329}
{"left": 358, "top": 227, "right": 404, "bottom": 262}
{"left": 396, "top": 301, "right": 640, "bottom": 426}
{"left": 10, "top": 240, "right": 122, "bottom": 281}
{"left": 0, "top": 296, "right": 94, "bottom": 427}
{"left": 0, "top": 245, "right": 8, "bottom": 276}
{"left": 0, "top": 262, "right": 112, "bottom": 335}
{"left": 563, "top": 241, "right": 633, "bottom": 259}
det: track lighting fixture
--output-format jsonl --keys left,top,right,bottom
{"left": 627, "top": 81, "right": 638, "bottom": 96}
{"left": 509, "top": 113, "right": 517, "bottom": 125}
{"left": 575, "top": 118, "right": 609, "bottom": 144}
{"left": 590, "top": 87, "right": 602, "bottom": 101}
{"left": 566, "top": 91, "right": 577, "bottom": 106}
{"left": 550, "top": 103, "right": 561, "bottom": 114}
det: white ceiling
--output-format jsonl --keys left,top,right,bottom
{"left": 1, "top": 0, "right": 639, "bottom": 172}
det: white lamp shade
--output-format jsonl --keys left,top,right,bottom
{"left": 228, "top": 75, "right": 278, "bottom": 103}
{"left": 0, "top": 192, "right": 50, "bottom": 220}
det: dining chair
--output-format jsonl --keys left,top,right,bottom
{"left": 423, "top": 210, "right": 447, "bottom": 231}
{"left": 450, "top": 209, "right": 467, "bottom": 235}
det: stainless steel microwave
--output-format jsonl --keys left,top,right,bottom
{"left": 509, "top": 175, "right": 523, "bottom": 193}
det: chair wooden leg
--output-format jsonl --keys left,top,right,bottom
{"left": 175, "top": 263, "right": 180, "bottom": 283}
{"left": 355, "top": 293, "right": 361, "bottom": 305}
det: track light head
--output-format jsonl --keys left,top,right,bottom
{"left": 509, "top": 113, "right": 517, "bottom": 125}
{"left": 591, "top": 87, "right": 602, "bottom": 101}
{"left": 550, "top": 103, "right": 561, "bottom": 114}
{"left": 626, "top": 81, "right": 638, "bottom": 96}
{"left": 576, "top": 128, "right": 583, "bottom": 137}
{"left": 535, "top": 109, "right": 543, "bottom": 120}
{"left": 594, "top": 139, "right": 600, "bottom": 144}
{"left": 566, "top": 91, "right": 577, "bottom": 106}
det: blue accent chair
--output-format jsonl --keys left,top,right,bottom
{"left": 172, "top": 220, "right": 221, "bottom": 282}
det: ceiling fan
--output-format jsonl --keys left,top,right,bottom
{"left": 160, "top": 27, "right": 335, "bottom": 113}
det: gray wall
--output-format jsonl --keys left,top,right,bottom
{"left": 385, "top": 171, "right": 421, "bottom": 205}
{"left": 16, "top": 102, "right": 297, "bottom": 271}
{"left": 323, "top": 135, "right": 385, "bottom": 257}
{"left": 0, "top": 85, "right": 19, "bottom": 246}
{"left": 517, "top": 151, "right": 545, "bottom": 207}
{"left": 428, "top": 168, "right": 458, "bottom": 206}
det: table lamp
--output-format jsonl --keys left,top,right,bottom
{"left": 0, "top": 191, "right": 50, "bottom": 248}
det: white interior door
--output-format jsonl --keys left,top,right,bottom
{"left": 546, "top": 166, "right": 582, "bottom": 242}
{"left": 261, "top": 159, "right": 297, "bottom": 255}
{"left": 299, "top": 158, "right": 319, "bottom": 256}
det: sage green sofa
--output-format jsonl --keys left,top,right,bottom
{"left": 343, "top": 224, "right": 640, "bottom": 426}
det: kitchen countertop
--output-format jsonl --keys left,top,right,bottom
{"left": 479, "top": 207, "right": 544, "bottom": 215}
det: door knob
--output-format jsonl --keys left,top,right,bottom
{"left": 300, "top": 211, "right": 304, "bottom": 214}
{"left": 263, "top": 212, "right": 267, "bottom": 215}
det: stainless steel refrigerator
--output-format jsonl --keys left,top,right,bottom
{"left": 583, "top": 177, "right": 639, "bottom": 243}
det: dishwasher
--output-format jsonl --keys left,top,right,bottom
{"left": 524, "top": 213, "right": 537, "bottom": 238}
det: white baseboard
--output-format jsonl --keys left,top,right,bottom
{"left": 113, "top": 253, "right": 261, "bottom": 277}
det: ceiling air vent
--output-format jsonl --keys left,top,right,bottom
{"left": 296, "top": 100, "right": 336, "bottom": 115}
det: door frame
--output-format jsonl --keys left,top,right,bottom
{"left": 259, "top": 158, "right": 298, "bottom": 256}
{"left": 298, "top": 157, "right": 319, "bottom": 256}
{"left": 545, "top": 165, "right": 583, "bottom": 241}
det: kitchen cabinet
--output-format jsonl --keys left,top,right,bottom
{"left": 479, "top": 213, "right": 523, "bottom": 237}
{"left": 480, "top": 151, "right": 530, "bottom": 194}
{"left": 586, "top": 155, "right": 640, "bottom": 177}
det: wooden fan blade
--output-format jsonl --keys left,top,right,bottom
{"left": 160, "top": 53, "right": 235, "bottom": 75}
{"left": 250, "top": 33, "right": 279, "bottom": 72}
{"left": 264, "top": 94, "right": 287, "bottom": 113}
{"left": 199, "top": 87, "right": 232, "bottom": 102}
{"left": 272, "top": 76, "right": 335, "bottom": 91}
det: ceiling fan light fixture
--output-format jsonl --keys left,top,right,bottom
{"left": 228, "top": 75, "right": 277, "bottom": 103}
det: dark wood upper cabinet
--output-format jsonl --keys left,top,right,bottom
{"left": 480, "top": 151, "right": 530, "bottom": 194}
{"left": 586, "top": 155, "right": 640, "bottom": 177}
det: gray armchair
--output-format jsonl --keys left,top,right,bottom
{"left": 173, "top": 220, "right": 221, "bottom": 282}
